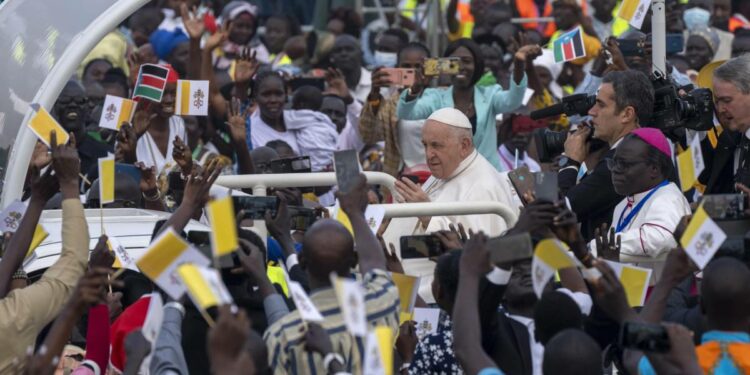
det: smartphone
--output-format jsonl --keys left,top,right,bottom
{"left": 381, "top": 68, "right": 416, "bottom": 87}
{"left": 269, "top": 156, "right": 312, "bottom": 174}
{"left": 487, "top": 232, "right": 533, "bottom": 265}
{"left": 701, "top": 194, "right": 746, "bottom": 220}
{"left": 232, "top": 196, "right": 279, "bottom": 220}
{"left": 619, "top": 321, "right": 671, "bottom": 353}
{"left": 508, "top": 165, "right": 535, "bottom": 205}
{"left": 288, "top": 77, "right": 326, "bottom": 92}
{"left": 289, "top": 206, "right": 319, "bottom": 231}
{"left": 400, "top": 235, "right": 446, "bottom": 259}
{"left": 187, "top": 230, "right": 211, "bottom": 247}
{"left": 115, "top": 163, "right": 142, "bottom": 184}
{"left": 534, "top": 172, "right": 559, "bottom": 203}
{"left": 402, "top": 174, "right": 420, "bottom": 184}
{"left": 665, "top": 34, "right": 684, "bottom": 54}
{"left": 334, "top": 149, "right": 361, "bottom": 194}
{"left": 616, "top": 39, "right": 646, "bottom": 56}
{"left": 423, "top": 57, "right": 460, "bottom": 76}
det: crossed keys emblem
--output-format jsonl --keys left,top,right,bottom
{"left": 193, "top": 89, "right": 205, "bottom": 108}
{"left": 105, "top": 103, "right": 117, "bottom": 121}
{"left": 4, "top": 211, "right": 22, "bottom": 230}
{"left": 694, "top": 232, "right": 714, "bottom": 256}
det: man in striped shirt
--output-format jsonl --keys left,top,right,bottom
{"left": 264, "top": 175, "right": 400, "bottom": 375}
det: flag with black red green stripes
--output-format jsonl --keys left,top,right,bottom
{"left": 553, "top": 26, "right": 586, "bottom": 64}
{"left": 133, "top": 64, "right": 169, "bottom": 102}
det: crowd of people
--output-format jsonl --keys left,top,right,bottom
{"left": 3, "top": 0, "right": 750, "bottom": 373}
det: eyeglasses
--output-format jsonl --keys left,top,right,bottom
{"left": 605, "top": 157, "right": 649, "bottom": 171}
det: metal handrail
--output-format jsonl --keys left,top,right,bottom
{"left": 215, "top": 171, "right": 398, "bottom": 197}
{"left": 377, "top": 201, "right": 518, "bottom": 227}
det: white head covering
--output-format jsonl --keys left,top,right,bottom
{"left": 427, "top": 107, "right": 472, "bottom": 129}
{"left": 533, "top": 49, "right": 564, "bottom": 100}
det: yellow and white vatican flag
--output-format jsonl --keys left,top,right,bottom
{"left": 175, "top": 80, "right": 209, "bottom": 116}
{"left": 680, "top": 205, "right": 726, "bottom": 269}
{"left": 99, "top": 95, "right": 137, "bottom": 130}
{"left": 531, "top": 238, "right": 578, "bottom": 298}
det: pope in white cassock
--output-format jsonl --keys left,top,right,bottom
{"left": 394, "top": 107, "right": 520, "bottom": 236}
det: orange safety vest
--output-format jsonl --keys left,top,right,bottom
{"left": 696, "top": 341, "right": 750, "bottom": 373}
{"left": 515, "top": 0, "right": 588, "bottom": 38}
{"left": 729, "top": 14, "right": 750, "bottom": 33}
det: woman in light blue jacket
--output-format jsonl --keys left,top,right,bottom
{"left": 397, "top": 38, "right": 541, "bottom": 170}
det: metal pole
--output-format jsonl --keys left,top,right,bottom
{"left": 377, "top": 201, "right": 518, "bottom": 226}
{"left": 651, "top": 0, "right": 667, "bottom": 75}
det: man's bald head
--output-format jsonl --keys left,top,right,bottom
{"left": 542, "top": 330, "right": 602, "bottom": 375}
{"left": 250, "top": 146, "right": 279, "bottom": 172}
{"left": 300, "top": 219, "right": 356, "bottom": 283}
{"left": 701, "top": 257, "right": 750, "bottom": 330}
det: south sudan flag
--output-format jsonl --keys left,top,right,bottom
{"left": 133, "top": 64, "right": 169, "bottom": 102}
{"left": 553, "top": 26, "right": 586, "bottom": 64}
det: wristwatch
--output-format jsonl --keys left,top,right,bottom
{"left": 323, "top": 353, "right": 344, "bottom": 371}
{"left": 558, "top": 156, "right": 581, "bottom": 169}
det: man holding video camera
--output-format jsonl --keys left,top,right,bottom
{"left": 558, "top": 70, "right": 655, "bottom": 240}
{"left": 701, "top": 54, "right": 750, "bottom": 193}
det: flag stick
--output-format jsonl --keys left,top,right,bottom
{"left": 99, "top": 202, "right": 105, "bottom": 236}
{"left": 108, "top": 274, "right": 113, "bottom": 294}
{"left": 112, "top": 267, "right": 127, "bottom": 279}
{"left": 200, "top": 308, "right": 216, "bottom": 327}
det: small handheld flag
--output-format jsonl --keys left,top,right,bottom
{"left": 331, "top": 274, "right": 368, "bottom": 337}
{"left": 602, "top": 261, "right": 652, "bottom": 306}
{"left": 28, "top": 104, "right": 69, "bottom": 147}
{"left": 99, "top": 95, "right": 137, "bottom": 130}
{"left": 677, "top": 135, "right": 705, "bottom": 192}
{"left": 288, "top": 280, "right": 325, "bottom": 322}
{"left": 177, "top": 263, "right": 234, "bottom": 314}
{"left": 391, "top": 272, "right": 420, "bottom": 323}
{"left": 98, "top": 154, "right": 115, "bottom": 205}
{"left": 0, "top": 200, "right": 28, "bottom": 233}
{"left": 680, "top": 205, "right": 726, "bottom": 269}
{"left": 552, "top": 26, "right": 586, "bottom": 63}
{"left": 363, "top": 327, "right": 394, "bottom": 375}
{"left": 531, "top": 239, "right": 578, "bottom": 297}
{"left": 133, "top": 64, "right": 170, "bottom": 102}
{"left": 175, "top": 80, "right": 209, "bottom": 116}
{"left": 618, "top": 0, "right": 652, "bottom": 29}
{"left": 108, "top": 236, "right": 138, "bottom": 272}
{"left": 136, "top": 228, "right": 211, "bottom": 299}
{"left": 206, "top": 196, "right": 239, "bottom": 257}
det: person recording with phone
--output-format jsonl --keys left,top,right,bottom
{"left": 559, "top": 70, "right": 655, "bottom": 240}
{"left": 359, "top": 42, "right": 432, "bottom": 184}
{"left": 397, "top": 38, "right": 540, "bottom": 170}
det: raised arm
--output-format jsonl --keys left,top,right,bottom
{"left": 181, "top": 3, "right": 205, "bottom": 80}
{"left": 0, "top": 166, "right": 58, "bottom": 298}
{"left": 156, "top": 161, "right": 220, "bottom": 236}
{"left": 453, "top": 233, "right": 498, "bottom": 375}
{"left": 201, "top": 25, "right": 229, "bottom": 119}
{"left": 336, "top": 174, "right": 386, "bottom": 274}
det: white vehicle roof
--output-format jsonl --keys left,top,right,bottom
{"left": 23, "top": 208, "right": 209, "bottom": 275}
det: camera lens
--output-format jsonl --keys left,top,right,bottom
{"left": 533, "top": 129, "right": 568, "bottom": 163}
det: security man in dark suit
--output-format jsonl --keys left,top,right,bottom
{"left": 700, "top": 54, "right": 750, "bottom": 193}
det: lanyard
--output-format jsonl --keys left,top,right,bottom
{"left": 616, "top": 180, "right": 669, "bottom": 233}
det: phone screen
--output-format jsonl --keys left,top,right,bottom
{"left": 334, "top": 149, "right": 360, "bottom": 194}
{"left": 619, "top": 321, "right": 670, "bottom": 353}
{"left": 534, "top": 172, "right": 559, "bottom": 203}
{"left": 400, "top": 235, "right": 445, "bottom": 259}
{"left": 487, "top": 233, "right": 533, "bottom": 265}
{"left": 232, "top": 196, "right": 279, "bottom": 220}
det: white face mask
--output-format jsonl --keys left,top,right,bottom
{"left": 683, "top": 7, "right": 711, "bottom": 31}
{"left": 373, "top": 50, "right": 398, "bottom": 68}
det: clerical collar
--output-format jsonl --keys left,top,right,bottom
{"left": 611, "top": 137, "right": 625, "bottom": 149}
{"left": 422, "top": 150, "right": 479, "bottom": 195}
{"left": 447, "top": 150, "right": 479, "bottom": 180}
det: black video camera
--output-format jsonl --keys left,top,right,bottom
{"left": 530, "top": 93, "right": 596, "bottom": 121}
{"left": 530, "top": 94, "right": 599, "bottom": 163}
{"left": 650, "top": 76, "right": 714, "bottom": 132}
